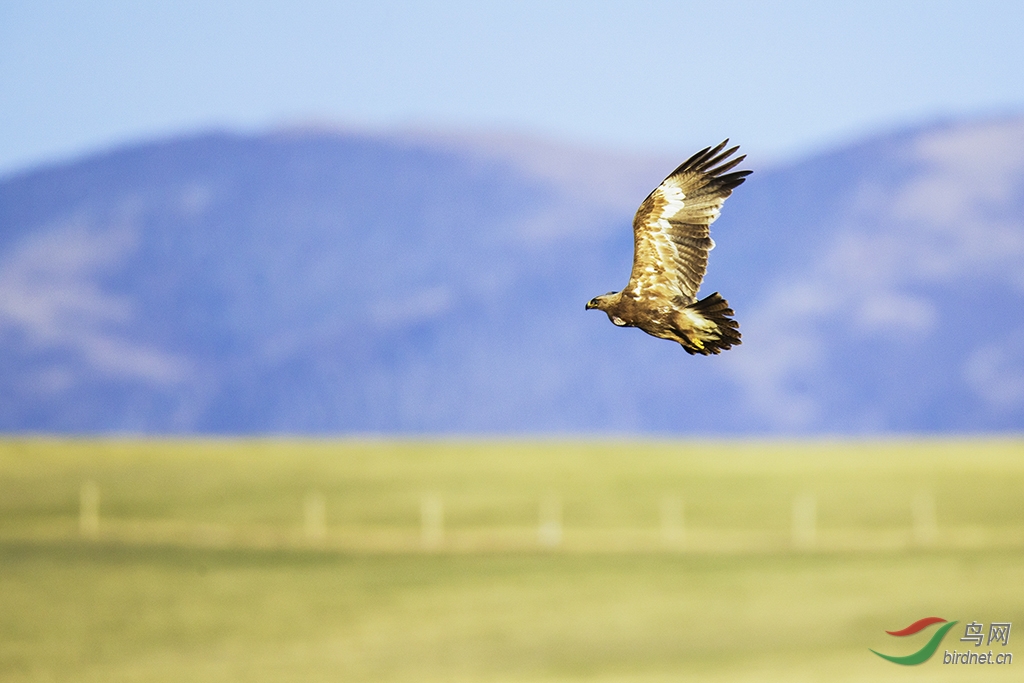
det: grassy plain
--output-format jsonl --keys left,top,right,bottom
{"left": 1, "top": 438, "right": 1023, "bottom": 681}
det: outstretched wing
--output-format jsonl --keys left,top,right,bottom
{"left": 627, "top": 140, "right": 750, "bottom": 304}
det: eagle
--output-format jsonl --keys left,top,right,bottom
{"left": 586, "top": 140, "right": 750, "bottom": 355}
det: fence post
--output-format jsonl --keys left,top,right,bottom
{"left": 661, "top": 496, "right": 685, "bottom": 548}
{"left": 538, "top": 494, "right": 562, "bottom": 548}
{"left": 421, "top": 494, "right": 443, "bottom": 548}
{"left": 80, "top": 481, "right": 100, "bottom": 538}
{"left": 912, "top": 491, "right": 938, "bottom": 546}
{"left": 792, "top": 493, "right": 816, "bottom": 549}
{"left": 304, "top": 491, "right": 326, "bottom": 544}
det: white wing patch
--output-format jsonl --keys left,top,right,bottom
{"left": 625, "top": 143, "right": 748, "bottom": 306}
{"left": 657, "top": 184, "right": 686, "bottom": 219}
{"left": 644, "top": 182, "right": 697, "bottom": 293}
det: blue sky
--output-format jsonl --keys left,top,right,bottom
{"left": 2, "top": 1, "right": 1023, "bottom": 175}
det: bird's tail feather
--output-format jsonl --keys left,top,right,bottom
{"left": 679, "top": 293, "right": 741, "bottom": 355}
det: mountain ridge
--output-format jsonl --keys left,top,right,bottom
{"left": 1, "top": 116, "right": 1022, "bottom": 433}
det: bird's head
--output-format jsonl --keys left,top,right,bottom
{"left": 585, "top": 292, "right": 618, "bottom": 311}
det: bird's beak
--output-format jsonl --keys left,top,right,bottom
{"left": 585, "top": 301, "right": 594, "bottom": 310}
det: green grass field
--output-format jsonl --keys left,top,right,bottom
{"left": 2, "top": 438, "right": 1023, "bottom": 681}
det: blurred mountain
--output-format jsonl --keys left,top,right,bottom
{"left": 1, "top": 117, "right": 1022, "bottom": 434}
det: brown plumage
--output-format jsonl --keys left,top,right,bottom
{"left": 586, "top": 140, "right": 750, "bottom": 355}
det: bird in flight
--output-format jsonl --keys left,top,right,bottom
{"left": 586, "top": 140, "right": 750, "bottom": 355}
